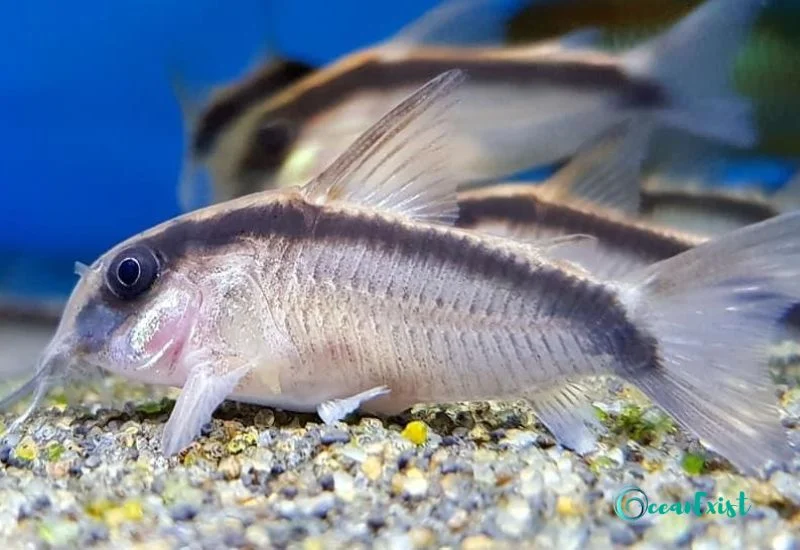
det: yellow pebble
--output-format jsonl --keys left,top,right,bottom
{"left": 461, "top": 534, "right": 495, "bottom": 550}
{"left": 303, "top": 537, "right": 325, "bottom": 550}
{"left": 555, "top": 495, "right": 585, "bottom": 517}
{"left": 361, "top": 455, "right": 383, "bottom": 481}
{"left": 219, "top": 456, "right": 242, "bottom": 481}
{"left": 409, "top": 527, "right": 435, "bottom": 548}
{"left": 15, "top": 436, "right": 38, "bottom": 462}
{"left": 401, "top": 421, "right": 429, "bottom": 445}
{"left": 104, "top": 499, "right": 144, "bottom": 527}
{"left": 121, "top": 500, "right": 144, "bottom": 521}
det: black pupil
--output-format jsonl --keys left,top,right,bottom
{"left": 117, "top": 258, "right": 141, "bottom": 287}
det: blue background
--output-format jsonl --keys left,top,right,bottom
{"left": 0, "top": 0, "right": 435, "bottom": 257}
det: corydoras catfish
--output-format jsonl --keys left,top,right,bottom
{"left": 455, "top": 124, "right": 706, "bottom": 280}
{"left": 5, "top": 71, "right": 797, "bottom": 476}
{"left": 456, "top": 133, "right": 705, "bottom": 280}
{"left": 179, "top": 0, "right": 762, "bottom": 210}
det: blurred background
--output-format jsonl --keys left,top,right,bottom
{"left": 1, "top": 0, "right": 799, "bottom": 307}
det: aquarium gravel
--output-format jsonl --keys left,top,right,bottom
{"left": 0, "top": 373, "right": 799, "bottom": 549}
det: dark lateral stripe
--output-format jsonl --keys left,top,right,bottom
{"left": 273, "top": 55, "right": 666, "bottom": 121}
{"left": 457, "top": 192, "right": 694, "bottom": 263}
{"left": 229, "top": 51, "right": 666, "bottom": 138}
{"left": 640, "top": 190, "right": 779, "bottom": 223}
{"left": 142, "top": 197, "right": 659, "bottom": 368}
{"left": 193, "top": 59, "right": 315, "bottom": 155}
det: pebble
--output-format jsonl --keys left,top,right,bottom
{"left": 610, "top": 524, "right": 638, "bottom": 546}
{"left": 495, "top": 497, "right": 531, "bottom": 537}
{"left": 447, "top": 509, "right": 469, "bottom": 531}
{"left": 245, "top": 525, "right": 271, "bottom": 547}
{"left": 310, "top": 493, "right": 336, "bottom": 518}
{"left": 773, "top": 533, "right": 799, "bottom": 550}
{"left": 649, "top": 514, "right": 692, "bottom": 546}
{"left": 170, "top": 503, "right": 199, "bottom": 522}
{"left": 409, "top": 527, "right": 435, "bottom": 548}
{"left": 84, "top": 454, "right": 102, "bottom": 469}
{"left": 401, "top": 421, "right": 429, "bottom": 445}
{"left": 333, "top": 471, "right": 356, "bottom": 502}
{"left": 555, "top": 496, "right": 585, "bottom": 518}
{"left": 319, "top": 473, "right": 335, "bottom": 491}
{"left": 461, "top": 535, "right": 495, "bottom": 550}
{"left": 362, "top": 455, "right": 383, "bottom": 481}
{"left": 321, "top": 430, "right": 351, "bottom": 445}
{"left": 395, "top": 468, "right": 429, "bottom": 499}
{"left": 219, "top": 456, "right": 241, "bottom": 481}
{"left": 366, "top": 513, "right": 386, "bottom": 531}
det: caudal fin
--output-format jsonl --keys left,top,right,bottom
{"left": 622, "top": 0, "right": 763, "bottom": 148}
{"left": 618, "top": 212, "right": 799, "bottom": 475}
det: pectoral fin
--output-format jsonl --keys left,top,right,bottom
{"left": 526, "top": 381, "right": 601, "bottom": 455}
{"left": 317, "top": 386, "right": 391, "bottom": 425}
{"left": 161, "top": 363, "right": 251, "bottom": 456}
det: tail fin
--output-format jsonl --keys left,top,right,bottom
{"left": 618, "top": 212, "right": 799, "bottom": 475}
{"left": 622, "top": 0, "right": 763, "bottom": 148}
{"left": 773, "top": 169, "right": 800, "bottom": 213}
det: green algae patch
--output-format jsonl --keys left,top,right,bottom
{"left": 596, "top": 404, "right": 676, "bottom": 445}
{"left": 44, "top": 442, "right": 65, "bottom": 462}
{"left": 134, "top": 397, "right": 175, "bottom": 416}
{"left": 226, "top": 427, "right": 258, "bottom": 455}
{"left": 681, "top": 453, "right": 706, "bottom": 476}
{"left": 588, "top": 455, "right": 617, "bottom": 475}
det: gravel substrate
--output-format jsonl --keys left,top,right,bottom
{"left": 0, "top": 366, "right": 799, "bottom": 550}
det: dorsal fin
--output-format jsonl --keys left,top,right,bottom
{"left": 301, "top": 70, "right": 467, "bottom": 224}
{"left": 386, "top": 0, "right": 522, "bottom": 49}
{"left": 536, "top": 121, "right": 652, "bottom": 214}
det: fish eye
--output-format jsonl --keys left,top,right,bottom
{"left": 106, "top": 245, "right": 160, "bottom": 300}
{"left": 240, "top": 118, "right": 295, "bottom": 173}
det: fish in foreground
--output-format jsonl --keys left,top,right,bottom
{"left": 179, "top": 0, "right": 761, "bottom": 210}
{"left": 3, "top": 71, "right": 797, "bottom": 476}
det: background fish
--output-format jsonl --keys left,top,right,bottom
{"left": 4, "top": 71, "right": 797, "bottom": 477}
{"left": 640, "top": 174, "right": 800, "bottom": 237}
{"left": 508, "top": 0, "right": 800, "bottom": 159}
{"left": 180, "top": 0, "right": 761, "bottom": 211}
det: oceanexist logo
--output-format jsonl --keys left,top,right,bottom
{"left": 614, "top": 486, "right": 751, "bottom": 521}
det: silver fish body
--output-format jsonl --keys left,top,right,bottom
{"left": 153, "top": 194, "right": 648, "bottom": 414}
